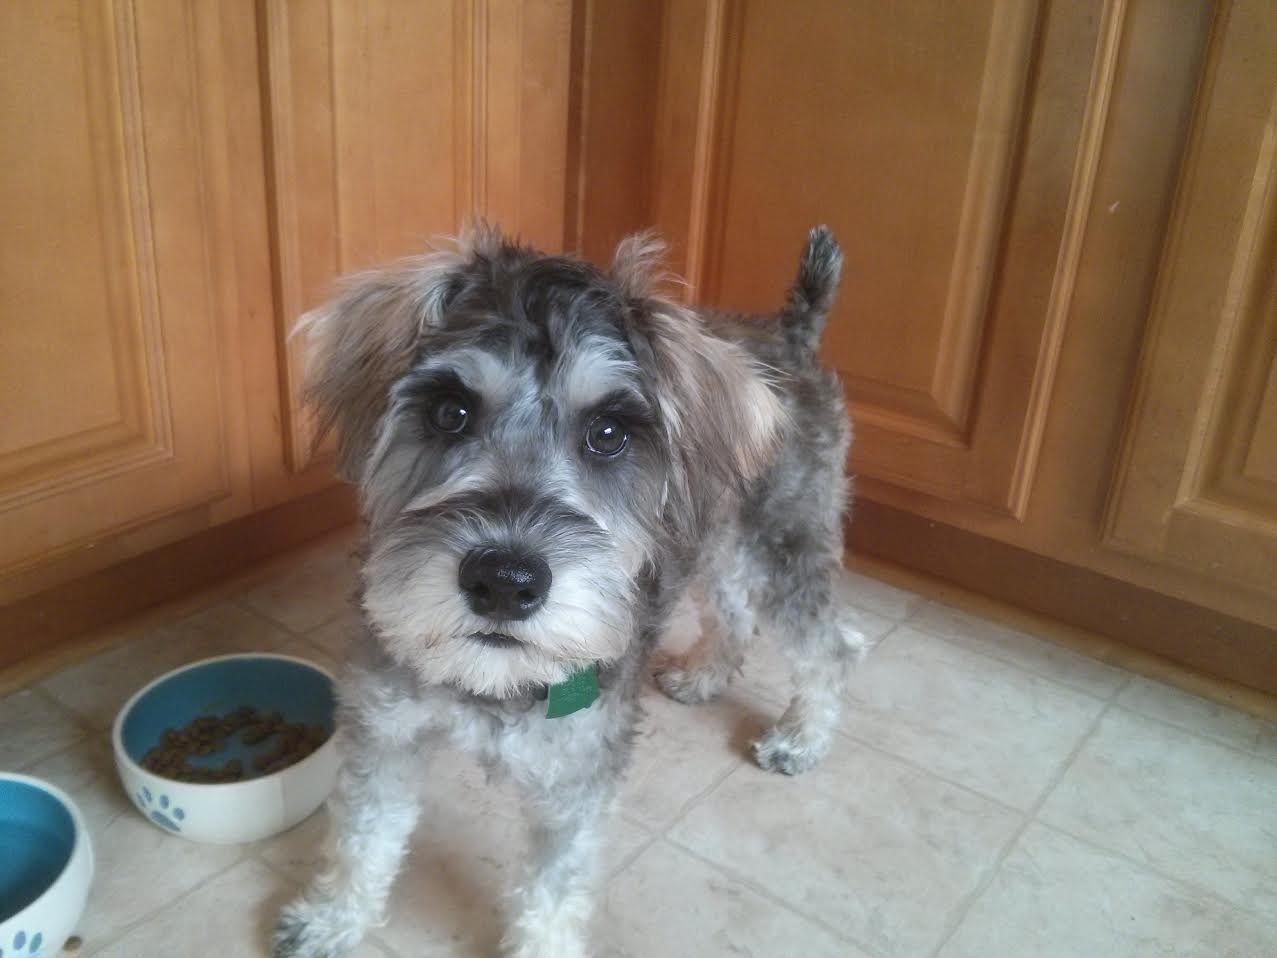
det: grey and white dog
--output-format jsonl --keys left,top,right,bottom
{"left": 273, "top": 224, "right": 864, "bottom": 958}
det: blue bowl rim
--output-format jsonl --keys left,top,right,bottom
{"left": 110, "top": 653, "right": 338, "bottom": 791}
{"left": 0, "top": 772, "right": 91, "bottom": 926}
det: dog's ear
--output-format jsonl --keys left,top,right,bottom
{"left": 610, "top": 231, "right": 671, "bottom": 300}
{"left": 629, "top": 297, "right": 787, "bottom": 540}
{"left": 297, "top": 249, "right": 464, "bottom": 482}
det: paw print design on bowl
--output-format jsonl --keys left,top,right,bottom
{"left": 135, "top": 787, "right": 186, "bottom": 833}
{"left": 1, "top": 929, "right": 46, "bottom": 956}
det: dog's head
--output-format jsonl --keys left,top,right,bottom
{"left": 300, "top": 225, "right": 784, "bottom": 696}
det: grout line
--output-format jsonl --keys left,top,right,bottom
{"left": 79, "top": 852, "right": 251, "bottom": 957}
{"left": 842, "top": 597, "right": 914, "bottom": 630}
{"left": 282, "top": 626, "right": 345, "bottom": 668}
{"left": 605, "top": 820, "right": 661, "bottom": 880}
{"left": 1107, "top": 699, "right": 1277, "bottom": 769}
{"left": 651, "top": 753, "right": 749, "bottom": 839}
{"left": 899, "top": 608, "right": 1119, "bottom": 703}
{"left": 1106, "top": 699, "right": 1277, "bottom": 769}
{"left": 924, "top": 699, "right": 1114, "bottom": 958}
{"left": 661, "top": 834, "right": 894, "bottom": 958}
{"left": 254, "top": 849, "right": 305, "bottom": 885}
{"left": 365, "top": 935, "right": 403, "bottom": 958}
{"left": 829, "top": 723, "right": 1026, "bottom": 818}
{"left": 1032, "top": 818, "right": 1277, "bottom": 931}
{"left": 13, "top": 733, "right": 89, "bottom": 775}
{"left": 230, "top": 598, "right": 351, "bottom": 670}
{"left": 10, "top": 686, "right": 97, "bottom": 771}
{"left": 231, "top": 593, "right": 350, "bottom": 643}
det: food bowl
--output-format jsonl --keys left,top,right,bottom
{"left": 112, "top": 653, "right": 340, "bottom": 844}
{"left": 0, "top": 774, "right": 94, "bottom": 958}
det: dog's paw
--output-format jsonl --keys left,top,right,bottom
{"left": 751, "top": 726, "right": 829, "bottom": 776}
{"left": 652, "top": 656, "right": 726, "bottom": 705}
{"left": 272, "top": 899, "right": 360, "bottom": 958}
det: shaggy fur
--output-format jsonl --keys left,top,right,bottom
{"left": 273, "top": 225, "right": 863, "bottom": 958}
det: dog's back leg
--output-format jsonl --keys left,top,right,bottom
{"left": 653, "top": 527, "right": 757, "bottom": 704}
{"left": 751, "top": 560, "right": 859, "bottom": 776}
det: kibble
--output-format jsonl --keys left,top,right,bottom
{"left": 140, "top": 706, "right": 328, "bottom": 783}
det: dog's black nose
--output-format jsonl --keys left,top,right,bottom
{"left": 458, "top": 549, "right": 552, "bottom": 621}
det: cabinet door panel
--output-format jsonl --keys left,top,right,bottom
{"left": 1106, "top": 0, "right": 1277, "bottom": 598}
{"left": 261, "top": 0, "right": 572, "bottom": 472}
{"left": 650, "top": 0, "right": 1128, "bottom": 516}
{"left": 0, "top": 0, "right": 248, "bottom": 584}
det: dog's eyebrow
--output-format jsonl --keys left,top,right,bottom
{"left": 397, "top": 367, "right": 471, "bottom": 396}
{"left": 555, "top": 340, "right": 645, "bottom": 412}
{"left": 408, "top": 348, "right": 515, "bottom": 403}
{"left": 587, "top": 387, "right": 655, "bottom": 425}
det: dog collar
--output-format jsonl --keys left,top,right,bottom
{"left": 544, "top": 664, "right": 599, "bottom": 719}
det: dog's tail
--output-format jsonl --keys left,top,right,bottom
{"left": 780, "top": 226, "right": 843, "bottom": 364}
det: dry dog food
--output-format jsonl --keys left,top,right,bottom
{"left": 141, "top": 706, "right": 328, "bottom": 783}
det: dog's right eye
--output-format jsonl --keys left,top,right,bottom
{"left": 426, "top": 393, "right": 471, "bottom": 435}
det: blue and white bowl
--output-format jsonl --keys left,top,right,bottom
{"left": 112, "top": 653, "right": 341, "bottom": 845}
{"left": 0, "top": 774, "right": 93, "bottom": 958}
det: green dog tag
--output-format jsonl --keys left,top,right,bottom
{"left": 545, "top": 664, "right": 599, "bottom": 718}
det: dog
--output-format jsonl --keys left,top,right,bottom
{"left": 273, "top": 224, "right": 863, "bottom": 958}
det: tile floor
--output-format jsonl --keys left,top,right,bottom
{"left": 5, "top": 535, "right": 1277, "bottom": 957}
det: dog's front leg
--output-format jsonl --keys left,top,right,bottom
{"left": 502, "top": 772, "right": 613, "bottom": 958}
{"left": 274, "top": 703, "right": 428, "bottom": 958}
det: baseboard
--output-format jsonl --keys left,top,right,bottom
{"left": 0, "top": 484, "right": 358, "bottom": 675}
{"left": 848, "top": 499, "right": 1277, "bottom": 698}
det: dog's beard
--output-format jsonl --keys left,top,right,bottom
{"left": 361, "top": 541, "right": 636, "bottom": 697}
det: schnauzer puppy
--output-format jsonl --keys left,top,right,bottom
{"left": 273, "top": 224, "right": 863, "bottom": 958}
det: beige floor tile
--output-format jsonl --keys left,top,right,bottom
{"left": 940, "top": 824, "right": 1277, "bottom": 958}
{"left": 21, "top": 532, "right": 1277, "bottom": 958}
{"left": 620, "top": 684, "right": 772, "bottom": 830}
{"left": 23, "top": 738, "right": 246, "bottom": 947}
{"left": 600, "top": 839, "right": 867, "bottom": 958}
{"left": 21, "top": 735, "right": 119, "bottom": 833}
{"left": 908, "top": 601, "right": 1128, "bottom": 698}
{"left": 669, "top": 744, "right": 1022, "bottom": 958}
{"left": 92, "top": 859, "right": 390, "bottom": 958}
{"left": 237, "top": 544, "right": 360, "bottom": 634}
{"left": 842, "top": 626, "right": 1105, "bottom": 807}
{"left": 256, "top": 804, "right": 332, "bottom": 886}
{"left": 1040, "top": 708, "right": 1277, "bottom": 923}
{"left": 0, "top": 687, "right": 84, "bottom": 769}
{"left": 275, "top": 637, "right": 341, "bottom": 677}
{"left": 1117, "top": 676, "right": 1277, "bottom": 760}
{"left": 306, "top": 606, "right": 363, "bottom": 659}
{"left": 39, "top": 602, "right": 292, "bottom": 729}
{"left": 839, "top": 569, "right": 924, "bottom": 620}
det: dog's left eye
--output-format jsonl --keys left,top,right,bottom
{"left": 426, "top": 393, "right": 471, "bottom": 434}
{"left": 584, "top": 415, "right": 628, "bottom": 457}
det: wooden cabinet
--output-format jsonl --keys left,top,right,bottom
{"left": 3, "top": 1, "right": 1274, "bottom": 689}
{"left": 0, "top": 1, "right": 573, "bottom": 616}
{"left": 573, "top": 0, "right": 1276, "bottom": 685}
{"left": 0, "top": 1, "right": 257, "bottom": 601}
{"left": 1105, "top": 0, "right": 1277, "bottom": 597}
